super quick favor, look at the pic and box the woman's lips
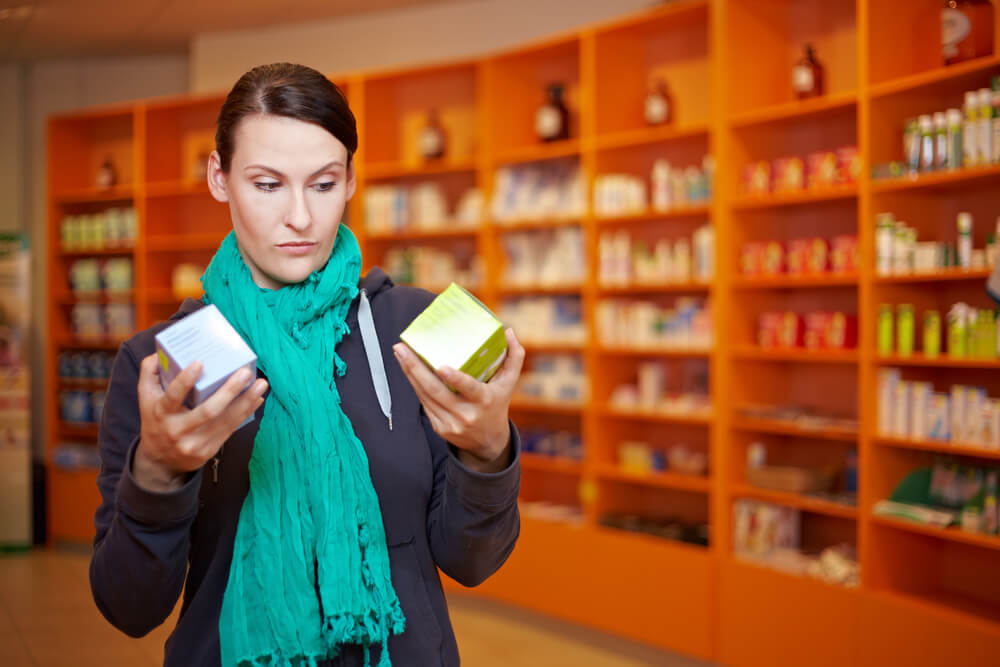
[276,241,315,256]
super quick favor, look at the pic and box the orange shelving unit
[45,1,1000,664]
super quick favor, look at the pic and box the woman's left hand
[393,328,525,473]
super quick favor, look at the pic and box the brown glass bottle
[792,44,824,100]
[644,78,672,126]
[535,83,570,142]
[942,0,995,66]
[419,109,446,160]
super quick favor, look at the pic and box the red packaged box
[806,151,839,190]
[741,242,764,276]
[830,235,858,273]
[786,239,809,275]
[743,161,771,196]
[837,146,861,185]
[778,312,805,348]
[804,312,830,349]
[761,240,785,275]
[805,238,829,274]
[826,311,858,349]
[758,312,782,348]
[772,157,805,193]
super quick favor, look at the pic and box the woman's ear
[207,151,229,203]
[345,160,357,202]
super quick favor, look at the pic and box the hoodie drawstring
[358,288,393,431]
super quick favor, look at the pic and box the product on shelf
[522,429,583,460]
[172,263,205,299]
[878,368,1000,448]
[60,207,137,250]
[648,156,714,214]
[608,359,710,417]
[70,303,135,339]
[95,156,117,189]
[619,440,707,476]
[501,227,584,287]
[735,404,859,434]
[598,513,709,547]
[418,109,446,160]
[941,0,994,66]
[58,350,113,381]
[599,224,713,285]
[68,257,134,294]
[384,246,481,290]
[644,78,672,126]
[597,297,712,350]
[535,82,571,142]
[51,443,102,470]
[742,147,857,196]
[878,301,997,359]
[515,354,588,404]
[499,296,584,345]
[733,500,800,555]
[742,234,857,277]
[875,211,998,276]
[491,162,585,222]
[364,184,481,233]
[757,311,857,350]
[792,44,824,99]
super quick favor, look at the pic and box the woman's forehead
[233,114,348,168]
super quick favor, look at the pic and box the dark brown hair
[215,62,357,172]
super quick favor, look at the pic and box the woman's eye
[313,182,336,193]
[254,181,280,192]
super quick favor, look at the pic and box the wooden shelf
[871,165,1000,194]
[594,206,711,224]
[597,280,711,294]
[870,589,1000,634]
[872,514,1000,552]
[731,186,857,210]
[145,180,210,198]
[493,139,581,165]
[59,422,100,439]
[54,185,134,204]
[596,345,712,358]
[875,436,1000,460]
[521,341,586,354]
[57,289,134,304]
[365,226,481,241]
[54,336,125,350]
[594,124,709,151]
[498,283,583,296]
[57,377,109,390]
[730,416,858,442]
[876,354,1000,369]
[58,245,134,257]
[365,159,478,180]
[594,463,710,493]
[732,346,859,364]
[870,54,1000,99]
[520,454,583,475]
[509,398,583,415]
[729,90,857,129]
[146,233,224,251]
[874,268,992,284]
[600,405,712,425]
[732,274,858,289]
[492,217,582,231]
[732,484,857,520]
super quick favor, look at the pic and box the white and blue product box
[154,304,257,420]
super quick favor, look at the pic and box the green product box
[877,305,894,356]
[400,283,508,389]
[924,310,941,358]
[948,311,967,358]
[897,304,915,357]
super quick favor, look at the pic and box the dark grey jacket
[89,268,521,666]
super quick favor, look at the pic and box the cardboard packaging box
[154,304,257,413]
[400,283,508,389]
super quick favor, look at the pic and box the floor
[0,549,711,666]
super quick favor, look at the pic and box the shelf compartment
[730,417,858,442]
[871,166,1000,194]
[732,484,857,520]
[732,346,859,364]
[53,185,134,204]
[58,422,100,439]
[593,463,710,493]
[599,405,712,426]
[493,139,581,166]
[491,217,582,231]
[729,90,858,129]
[365,226,481,242]
[731,186,858,211]
[594,206,712,225]
[732,273,858,289]
[872,514,1000,553]
[58,245,135,257]
[54,336,125,350]
[594,124,709,152]
[520,454,583,475]
[521,341,586,354]
[874,268,993,284]
[876,436,1000,461]
[870,54,1000,99]
[876,354,1000,369]
[145,180,210,198]
[365,159,478,180]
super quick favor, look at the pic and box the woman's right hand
[133,353,269,492]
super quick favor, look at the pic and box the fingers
[187,367,258,425]
[437,365,487,402]
[201,379,268,443]
[137,354,165,406]
[159,359,204,413]
[488,328,526,393]
[393,344,455,406]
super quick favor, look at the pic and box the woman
[90,62,524,667]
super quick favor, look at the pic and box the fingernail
[254,380,268,396]
[394,344,408,360]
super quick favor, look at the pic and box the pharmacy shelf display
[46,1,1000,664]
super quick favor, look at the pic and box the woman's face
[207,114,355,290]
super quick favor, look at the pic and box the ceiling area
[0,0,471,61]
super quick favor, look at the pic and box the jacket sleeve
[89,342,203,638]
[423,411,521,587]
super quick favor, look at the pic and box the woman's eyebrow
[243,161,344,178]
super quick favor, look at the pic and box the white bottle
[934,111,948,170]
[964,91,979,168]
[876,213,894,276]
[979,88,993,166]
[919,115,935,172]
[958,212,973,269]
[651,159,671,212]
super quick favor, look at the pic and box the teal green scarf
[203,227,405,667]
